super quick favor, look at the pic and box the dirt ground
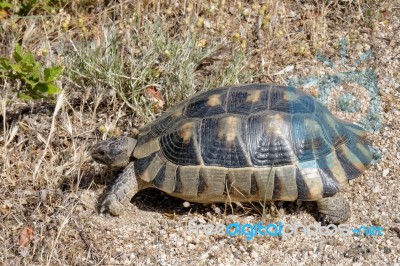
[0,0,399,265]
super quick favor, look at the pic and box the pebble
[251,250,259,258]
[390,227,400,238]
[382,169,390,177]
[344,246,362,258]
[183,201,190,208]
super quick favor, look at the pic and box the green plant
[64,18,257,121]
[0,1,12,9]
[3,0,64,16]
[0,44,62,99]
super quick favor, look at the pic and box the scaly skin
[90,137,136,168]
[90,137,139,215]
[316,194,351,224]
[100,162,140,216]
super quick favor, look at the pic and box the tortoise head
[90,136,137,168]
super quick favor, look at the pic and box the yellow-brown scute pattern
[217,116,240,144]
[132,84,373,202]
[262,114,287,135]
[207,94,222,106]
[178,121,196,143]
[245,90,262,103]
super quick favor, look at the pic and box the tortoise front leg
[100,162,139,216]
[316,193,351,224]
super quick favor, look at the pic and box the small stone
[383,247,391,254]
[211,204,221,214]
[251,250,259,258]
[183,201,190,208]
[344,246,362,258]
[390,227,400,238]
[372,218,382,226]
[203,20,211,28]
[372,187,381,193]
[39,189,49,202]
[382,169,390,177]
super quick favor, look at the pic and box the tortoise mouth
[91,153,109,165]
[92,153,129,168]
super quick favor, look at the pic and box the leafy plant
[2,0,64,16]
[0,0,12,18]
[0,1,12,9]
[0,44,63,99]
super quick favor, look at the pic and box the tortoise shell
[132,84,372,203]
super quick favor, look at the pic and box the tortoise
[91,84,372,223]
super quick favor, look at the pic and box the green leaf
[23,53,35,66]
[10,63,23,73]
[0,2,13,9]
[17,92,33,100]
[35,82,60,94]
[0,57,11,70]
[30,63,42,80]
[44,66,63,81]
[13,44,24,63]
[35,82,50,92]
[21,76,37,88]
[45,83,60,94]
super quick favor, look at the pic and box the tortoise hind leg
[100,162,139,216]
[316,194,351,224]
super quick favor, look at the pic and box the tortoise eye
[98,150,106,156]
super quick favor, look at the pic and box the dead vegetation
[1,0,399,265]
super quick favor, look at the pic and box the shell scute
[185,88,228,118]
[132,84,372,202]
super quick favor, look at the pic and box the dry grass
[1,0,399,265]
